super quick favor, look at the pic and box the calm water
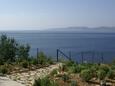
[0,31,115,63]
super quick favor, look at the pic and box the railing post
[92,52,95,63]
[81,52,84,64]
[37,48,39,57]
[57,49,59,62]
[69,51,71,61]
[101,52,104,63]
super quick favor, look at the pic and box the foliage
[0,35,30,64]
[20,60,29,68]
[99,64,110,74]
[107,69,115,79]
[111,65,115,70]
[17,44,30,60]
[0,35,18,62]
[37,52,47,65]
[61,74,70,82]
[0,65,8,74]
[50,69,58,76]
[97,69,107,80]
[68,65,78,73]
[80,69,92,82]
[30,58,38,65]
[47,57,53,64]
[33,77,58,86]
[64,60,76,67]
[70,80,78,86]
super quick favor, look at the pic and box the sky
[0,0,115,30]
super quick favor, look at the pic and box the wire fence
[32,48,115,63]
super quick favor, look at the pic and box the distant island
[44,26,115,33]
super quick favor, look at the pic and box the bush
[33,78,41,86]
[38,52,47,65]
[70,80,78,86]
[20,60,29,68]
[0,65,8,74]
[68,66,78,73]
[33,77,58,86]
[50,69,58,76]
[80,69,92,82]
[107,69,115,79]
[111,65,115,70]
[99,65,110,74]
[61,74,70,82]
[30,58,38,65]
[65,60,76,67]
[47,57,53,64]
[77,64,88,72]
[97,69,107,80]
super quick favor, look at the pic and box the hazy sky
[0,0,115,30]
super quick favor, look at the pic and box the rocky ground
[6,63,62,86]
[0,76,24,86]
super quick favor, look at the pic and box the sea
[0,31,115,63]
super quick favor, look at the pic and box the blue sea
[0,31,115,63]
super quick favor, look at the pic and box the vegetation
[80,69,92,82]
[70,80,78,86]
[33,77,58,86]
[61,73,70,82]
[107,69,115,79]
[0,65,8,74]
[97,69,107,80]
[50,69,58,76]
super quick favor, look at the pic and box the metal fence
[33,48,115,63]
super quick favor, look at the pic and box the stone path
[0,76,24,86]
[6,63,62,86]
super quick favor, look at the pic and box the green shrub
[68,66,78,73]
[70,80,78,86]
[0,65,8,74]
[61,74,70,82]
[111,65,115,70]
[33,78,41,86]
[20,60,29,68]
[76,65,87,73]
[47,57,53,64]
[33,77,58,86]
[65,60,76,67]
[38,52,47,65]
[107,69,115,79]
[50,69,58,76]
[99,65,110,74]
[97,69,107,80]
[80,69,92,82]
[31,58,38,65]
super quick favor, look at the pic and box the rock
[106,82,112,86]
[100,80,106,86]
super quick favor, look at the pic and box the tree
[0,35,18,62]
[17,44,30,60]
[0,34,30,64]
